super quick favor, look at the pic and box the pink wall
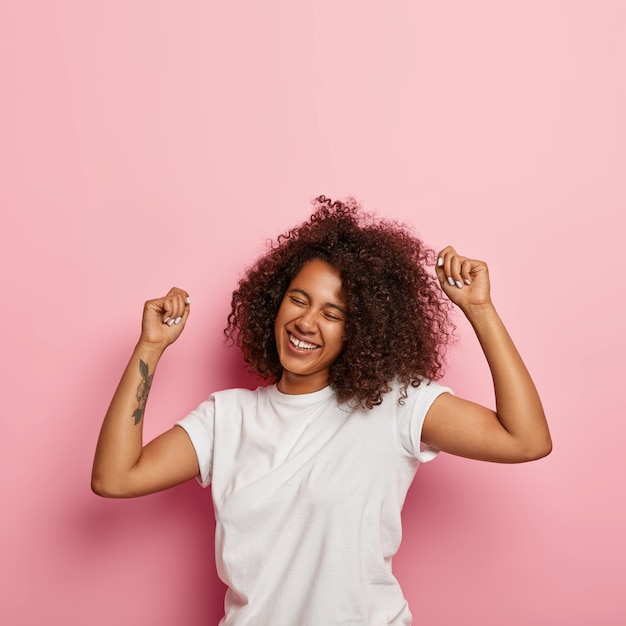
[2,1,625,624]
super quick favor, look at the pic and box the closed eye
[324,311,344,322]
[289,296,307,306]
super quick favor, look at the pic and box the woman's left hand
[426,246,551,464]
[435,246,492,312]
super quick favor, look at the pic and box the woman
[92,196,551,625]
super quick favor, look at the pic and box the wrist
[134,340,167,361]
[461,301,499,327]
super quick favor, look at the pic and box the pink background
[2,1,625,624]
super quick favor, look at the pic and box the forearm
[464,302,552,457]
[91,341,164,496]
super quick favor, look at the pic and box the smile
[288,332,320,351]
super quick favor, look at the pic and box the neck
[277,371,329,395]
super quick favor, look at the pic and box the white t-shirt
[176,380,451,626]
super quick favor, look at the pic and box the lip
[286,330,321,354]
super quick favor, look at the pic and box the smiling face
[274,258,347,395]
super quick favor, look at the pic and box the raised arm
[91,288,199,497]
[421,247,552,463]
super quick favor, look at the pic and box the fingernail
[464,278,471,285]
[437,257,444,267]
[447,277,455,286]
[186,296,191,304]
[167,319,175,326]
[175,316,182,325]
[163,317,170,324]
[455,280,463,289]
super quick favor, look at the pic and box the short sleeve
[394,380,454,463]
[176,396,215,487]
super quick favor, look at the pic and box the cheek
[329,325,346,354]
[274,301,288,328]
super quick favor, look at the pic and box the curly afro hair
[225,195,454,409]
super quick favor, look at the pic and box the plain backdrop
[1,1,625,625]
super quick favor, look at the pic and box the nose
[295,308,318,333]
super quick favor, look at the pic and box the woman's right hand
[92,286,196,498]
[139,287,191,350]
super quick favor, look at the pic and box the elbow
[526,443,552,462]
[91,472,131,499]
[91,476,107,497]
[91,474,115,498]
[539,436,553,459]
[518,435,553,463]
[541,435,553,459]
[532,424,553,460]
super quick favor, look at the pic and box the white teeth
[289,334,319,350]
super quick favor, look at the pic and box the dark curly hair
[225,196,454,409]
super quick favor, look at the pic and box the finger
[167,287,190,300]
[436,246,456,266]
[166,288,188,304]
[448,254,468,290]
[161,297,177,325]
[436,247,456,287]
[162,288,191,325]
[460,258,473,286]
[438,247,465,290]
[165,296,185,326]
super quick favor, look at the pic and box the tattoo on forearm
[132,359,153,425]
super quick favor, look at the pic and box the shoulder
[178,386,268,423]
[213,386,264,402]
[210,384,278,415]
[387,378,453,410]
[386,379,454,461]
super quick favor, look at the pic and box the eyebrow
[288,288,348,315]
